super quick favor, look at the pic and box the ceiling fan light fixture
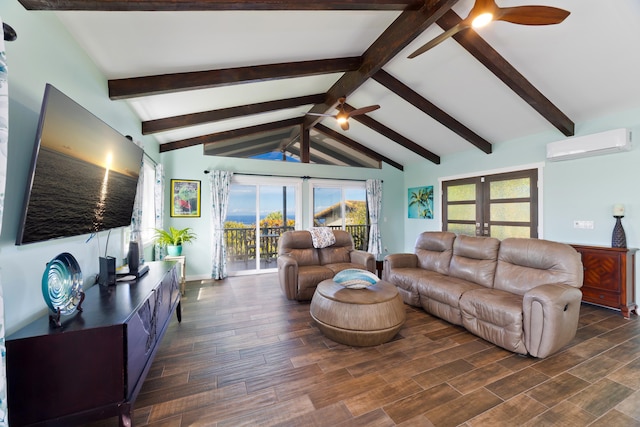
[472,12,493,28]
[336,116,348,125]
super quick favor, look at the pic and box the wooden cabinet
[570,244,637,318]
[6,261,181,426]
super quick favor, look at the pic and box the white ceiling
[54,0,640,167]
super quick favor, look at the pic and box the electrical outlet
[384,246,388,253]
[574,220,594,229]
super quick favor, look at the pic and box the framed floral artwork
[171,179,201,217]
[408,186,434,219]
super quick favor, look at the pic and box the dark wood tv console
[6,261,181,426]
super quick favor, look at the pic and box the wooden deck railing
[224,224,369,267]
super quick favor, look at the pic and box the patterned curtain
[130,140,144,264]
[154,163,166,260]
[0,19,9,424]
[366,179,383,257]
[210,170,233,279]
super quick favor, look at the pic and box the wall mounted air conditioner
[546,128,631,161]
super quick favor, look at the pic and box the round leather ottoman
[310,279,406,347]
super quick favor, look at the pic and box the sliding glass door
[225,176,300,274]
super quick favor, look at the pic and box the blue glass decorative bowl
[333,268,380,289]
[42,252,83,315]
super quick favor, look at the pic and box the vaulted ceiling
[18,0,640,170]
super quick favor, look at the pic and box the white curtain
[154,163,166,260]
[130,140,144,264]
[366,179,383,257]
[209,170,233,279]
[0,18,9,424]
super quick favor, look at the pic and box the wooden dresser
[570,244,637,318]
[6,261,181,427]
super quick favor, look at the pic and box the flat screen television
[16,84,144,245]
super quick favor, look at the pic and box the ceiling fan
[307,97,380,131]
[408,0,570,59]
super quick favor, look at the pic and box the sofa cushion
[287,248,320,266]
[318,246,351,265]
[297,265,334,300]
[414,231,455,275]
[494,238,584,295]
[460,288,528,355]
[385,267,433,306]
[417,275,484,325]
[448,235,500,288]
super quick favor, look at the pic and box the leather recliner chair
[277,229,375,301]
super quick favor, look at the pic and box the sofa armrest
[277,254,299,300]
[385,253,418,269]
[523,284,582,358]
[349,250,375,273]
[383,253,418,282]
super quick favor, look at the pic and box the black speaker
[128,241,140,273]
[99,256,116,286]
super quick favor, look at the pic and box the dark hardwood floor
[94,273,640,426]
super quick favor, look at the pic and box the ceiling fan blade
[306,112,336,118]
[348,105,380,117]
[407,21,470,59]
[496,6,570,25]
[340,120,349,131]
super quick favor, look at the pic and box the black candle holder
[612,215,627,248]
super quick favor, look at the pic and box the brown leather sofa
[277,230,375,301]
[384,231,584,358]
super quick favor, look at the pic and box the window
[140,159,156,245]
[310,180,369,250]
[442,168,539,239]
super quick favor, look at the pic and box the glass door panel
[312,184,368,250]
[258,185,296,268]
[226,185,258,273]
[225,180,299,274]
[443,179,479,237]
[313,187,342,226]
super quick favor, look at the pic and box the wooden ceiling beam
[143,93,326,134]
[315,123,403,170]
[19,0,423,11]
[437,10,574,137]
[344,104,440,164]
[303,0,459,128]
[109,57,361,99]
[159,117,302,152]
[372,69,492,154]
[310,141,376,168]
[300,125,310,163]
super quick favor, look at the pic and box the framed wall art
[171,179,201,217]
[408,185,434,219]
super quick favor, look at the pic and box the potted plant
[154,226,197,256]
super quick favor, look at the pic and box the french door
[225,177,300,274]
[443,169,538,239]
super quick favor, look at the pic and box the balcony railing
[224,224,369,270]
